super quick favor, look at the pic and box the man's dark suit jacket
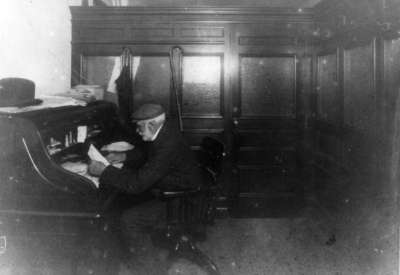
[99,120,204,194]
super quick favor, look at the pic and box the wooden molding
[70,6,314,23]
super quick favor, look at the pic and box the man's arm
[106,146,144,162]
[99,139,175,194]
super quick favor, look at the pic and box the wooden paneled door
[229,25,303,216]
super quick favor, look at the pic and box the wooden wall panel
[82,55,172,114]
[236,117,297,129]
[384,38,400,135]
[317,53,339,122]
[239,37,296,46]
[77,27,124,41]
[239,55,296,117]
[131,56,171,113]
[183,130,224,147]
[130,28,174,38]
[314,40,379,176]
[343,43,375,131]
[182,55,223,117]
[298,56,312,117]
[181,117,224,130]
[84,56,119,88]
[236,148,296,167]
[179,27,224,38]
[236,129,297,147]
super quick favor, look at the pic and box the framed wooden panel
[236,129,297,148]
[236,148,296,166]
[182,55,223,117]
[343,43,375,131]
[82,55,172,114]
[182,129,224,152]
[131,56,171,113]
[239,55,296,117]
[298,56,312,117]
[77,27,124,42]
[317,53,339,122]
[179,27,224,38]
[384,38,400,132]
[83,56,119,89]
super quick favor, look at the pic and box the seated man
[88,103,205,273]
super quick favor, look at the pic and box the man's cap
[131,103,165,121]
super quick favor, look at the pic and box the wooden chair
[152,137,225,275]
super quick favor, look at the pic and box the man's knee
[120,200,165,231]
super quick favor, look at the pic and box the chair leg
[169,235,220,275]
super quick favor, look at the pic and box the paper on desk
[61,161,100,188]
[0,96,86,114]
[77,126,87,143]
[88,144,110,166]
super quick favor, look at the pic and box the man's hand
[106,152,127,164]
[88,160,107,176]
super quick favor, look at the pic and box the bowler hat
[131,103,165,121]
[0,78,42,107]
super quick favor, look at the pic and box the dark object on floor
[326,234,336,246]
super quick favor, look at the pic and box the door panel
[132,56,172,114]
[317,54,339,122]
[83,55,172,115]
[240,56,296,117]
[182,56,223,117]
[236,129,297,147]
[343,44,375,132]
[84,56,118,87]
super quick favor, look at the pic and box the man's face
[136,120,153,141]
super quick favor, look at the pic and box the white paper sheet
[101,141,134,152]
[77,126,87,143]
[88,144,109,166]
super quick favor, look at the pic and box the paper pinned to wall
[77,126,87,143]
[88,144,109,166]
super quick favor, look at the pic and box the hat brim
[16,99,43,108]
[131,112,166,123]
